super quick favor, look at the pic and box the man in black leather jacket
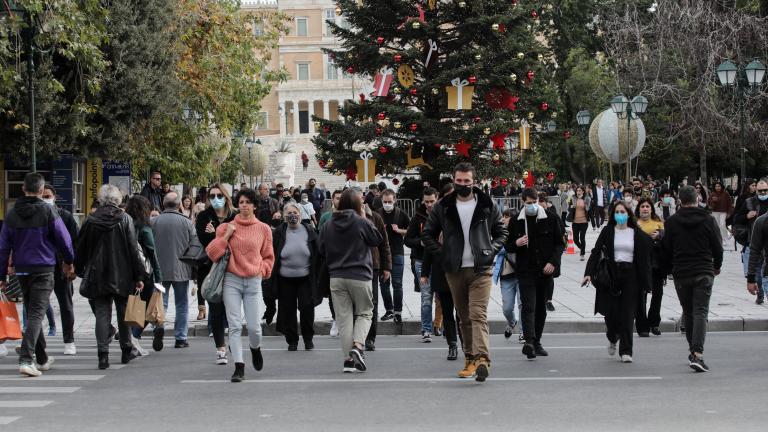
[422,163,507,383]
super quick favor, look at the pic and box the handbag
[3,274,22,302]
[566,207,575,223]
[124,289,147,328]
[501,252,516,277]
[180,235,208,266]
[136,242,152,279]
[0,289,22,342]
[201,247,230,304]
[591,246,618,296]
[145,290,164,325]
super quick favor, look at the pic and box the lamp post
[245,137,255,188]
[610,95,648,184]
[716,59,766,186]
[1,1,36,171]
[576,109,591,181]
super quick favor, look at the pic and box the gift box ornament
[446,78,474,110]
[373,66,394,97]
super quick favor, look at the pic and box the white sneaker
[0,343,7,357]
[329,320,339,338]
[608,343,617,356]
[63,343,77,356]
[37,356,54,371]
[131,336,148,357]
[621,354,633,363]
[20,362,41,377]
[216,350,228,365]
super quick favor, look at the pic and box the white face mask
[382,203,394,212]
[42,198,55,206]
[624,196,633,203]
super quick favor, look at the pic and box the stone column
[307,101,315,134]
[292,101,300,136]
[279,101,287,137]
[322,99,330,120]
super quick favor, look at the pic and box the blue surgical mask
[525,203,539,216]
[211,197,225,209]
[759,195,768,202]
[663,197,673,205]
[614,213,629,225]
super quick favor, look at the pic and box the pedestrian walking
[41,184,79,355]
[376,189,410,332]
[298,193,317,226]
[583,201,652,363]
[662,185,723,372]
[654,188,678,222]
[568,186,591,261]
[256,183,282,227]
[195,184,236,364]
[302,178,326,216]
[206,188,275,382]
[422,162,507,382]
[152,191,196,350]
[75,184,144,370]
[301,151,309,171]
[707,181,733,247]
[733,178,768,304]
[0,173,75,377]
[317,190,342,337]
[140,170,164,211]
[493,208,522,341]
[273,203,320,351]
[404,187,438,329]
[181,195,194,220]
[318,189,383,373]
[593,179,608,227]
[635,198,666,337]
[506,187,563,361]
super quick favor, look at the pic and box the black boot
[121,346,136,364]
[98,352,110,370]
[251,347,263,371]
[231,362,245,383]
[447,344,458,361]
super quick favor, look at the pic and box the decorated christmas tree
[313,0,559,183]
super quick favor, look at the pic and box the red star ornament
[490,133,508,150]
[455,139,471,157]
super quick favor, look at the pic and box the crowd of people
[0,165,759,383]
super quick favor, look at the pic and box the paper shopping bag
[0,292,22,342]
[124,291,147,328]
[145,290,164,325]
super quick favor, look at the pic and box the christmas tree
[313,0,559,183]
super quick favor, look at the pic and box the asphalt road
[1,332,766,431]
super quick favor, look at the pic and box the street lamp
[1,1,37,171]
[716,58,766,186]
[611,95,648,183]
[245,137,255,188]
[576,109,591,181]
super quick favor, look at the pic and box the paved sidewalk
[16,226,768,339]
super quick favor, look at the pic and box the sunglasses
[757,189,768,194]
[210,194,225,199]
[152,177,161,181]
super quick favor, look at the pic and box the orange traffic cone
[566,229,576,255]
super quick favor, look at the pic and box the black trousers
[592,206,605,228]
[90,295,131,354]
[572,222,588,256]
[18,273,54,364]
[276,275,315,345]
[604,265,638,356]
[636,269,665,332]
[366,269,379,343]
[195,262,227,347]
[518,274,550,344]
[437,289,459,347]
[53,273,75,343]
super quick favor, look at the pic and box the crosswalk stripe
[0,416,21,425]
[0,387,80,394]
[0,375,104,381]
[182,376,664,384]
[0,401,53,407]
[0,364,125,370]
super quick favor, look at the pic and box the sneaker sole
[475,364,489,382]
[19,368,41,377]
[689,363,709,372]
[350,349,367,372]
[343,367,357,373]
[216,359,228,365]
[522,344,536,360]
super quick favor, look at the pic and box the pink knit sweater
[205,216,274,279]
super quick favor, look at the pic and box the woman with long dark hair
[707,181,733,247]
[583,202,652,363]
[635,198,666,337]
[569,186,591,261]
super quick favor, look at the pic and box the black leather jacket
[421,188,507,272]
[75,204,145,298]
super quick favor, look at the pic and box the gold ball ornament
[517,52,525,59]
[458,1,466,7]
[491,23,499,31]
[412,21,421,29]
[492,154,500,161]
[394,121,402,129]
[475,53,482,61]
[527,24,532,31]
[510,73,518,81]
[335,6,342,16]
[431,88,440,95]
[551,111,558,118]
[483,128,491,135]
[538,53,544,62]
[528,112,535,120]
[393,87,402,94]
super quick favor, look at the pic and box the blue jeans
[380,254,405,313]
[161,281,189,341]
[415,259,433,333]
[743,247,765,297]
[223,273,263,364]
[499,276,520,328]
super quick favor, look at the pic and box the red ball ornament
[511,0,518,6]
[377,112,386,120]
[563,130,572,140]
[379,146,388,154]
[468,75,477,84]
[318,160,327,168]
[375,127,383,135]
[346,66,355,74]
[376,36,384,45]
[322,125,330,134]
[433,143,442,149]
[540,102,549,111]
[409,123,418,131]
[501,178,509,187]
[392,178,400,185]
[394,54,402,63]
[531,10,538,18]
[474,116,481,123]
[527,70,535,81]
[498,23,507,33]
[410,88,418,96]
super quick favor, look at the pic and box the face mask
[283,196,291,202]
[614,213,629,225]
[663,197,673,205]
[455,184,472,198]
[624,196,633,203]
[525,203,539,216]
[301,197,309,203]
[42,198,55,206]
[382,203,394,212]
[759,195,768,202]
[211,197,225,209]
[270,219,283,228]
[286,214,300,225]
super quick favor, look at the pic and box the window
[5,171,52,201]
[296,17,308,37]
[72,161,85,214]
[255,112,268,130]
[297,63,310,80]
[326,55,338,80]
[252,19,264,37]
[324,9,335,36]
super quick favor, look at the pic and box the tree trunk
[699,129,708,183]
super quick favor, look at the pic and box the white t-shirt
[596,186,604,207]
[456,197,477,268]
[614,228,635,263]
[299,202,315,220]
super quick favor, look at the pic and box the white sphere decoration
[588,108,646,164]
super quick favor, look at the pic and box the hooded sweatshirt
[662,207,723,279]
[318,209,383,281]
[0,196,74,277]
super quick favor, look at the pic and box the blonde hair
[207,183,235,213]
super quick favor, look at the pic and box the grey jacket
[151,210,195,282]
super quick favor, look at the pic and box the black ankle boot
[251,347,263,371]
[231,362,245,382]
[98,352,110,370]
[121,346,136,364]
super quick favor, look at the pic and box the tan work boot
[457,356,477,378]
[475,356,491,382]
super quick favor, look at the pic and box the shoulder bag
[591,245,617,296]
[201,247,230,304]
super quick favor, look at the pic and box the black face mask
[283,197,291,202]
[270,219,283,228]
[455,184,472,197]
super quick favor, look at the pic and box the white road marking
[0,387,80,394]
[0,416,21,425]
[0,375,104,381]
[0,364,125,370]
[251,346,605,352]
[182,376,663,384]
[0,401,53,408]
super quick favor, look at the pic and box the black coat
[584,225,653,315]
[272,222,321,307]
[421,248,449,293]
[506,206,565,277]
[422,188,507,272]
[404,204,428,261]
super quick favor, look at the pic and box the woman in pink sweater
[206,188,275,383]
